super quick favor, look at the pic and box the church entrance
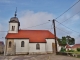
[52,43,55,53]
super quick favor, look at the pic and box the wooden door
[52,43,55,53]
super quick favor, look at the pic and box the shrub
[60,47,66,52]
[67,50,74,52]
[77,48,80,52]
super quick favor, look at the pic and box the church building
[5,13,60,55]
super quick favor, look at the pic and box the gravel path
[0,54,80,60]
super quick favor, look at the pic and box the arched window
[12,26,15,31]
[9,41,11,48]
[36,43,40,50]
[21,41,24,47]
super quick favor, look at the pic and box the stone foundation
[16,52,29,55]
[6,51,15,55]
[47,51,53,54]
[6,51,54,55]
[29,52,47,55]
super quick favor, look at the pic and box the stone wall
[6,39,15,55]
[29,52,47,55]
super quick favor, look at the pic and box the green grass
[66,51,80,54]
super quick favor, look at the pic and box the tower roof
[9,7,19,23]
[9,9,20,26]
[9,17,19,23]
[9,16,20,26]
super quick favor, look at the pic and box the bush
[60,47,66,52]
[77,48,80,52]
[67,50,74,52]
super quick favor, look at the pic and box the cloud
[19,10,72,38]
[56,27,72,38]
[0,23,6,42]
[0,24,3,31]
[75,36,80,44]
[72,0,80,14]
[71,14,80,21]
[19,10,54,30]
[0,17,9,43]
[0,10,79,44]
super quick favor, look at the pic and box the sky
[0,0,80,44]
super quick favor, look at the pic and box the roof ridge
[19,29,49,31]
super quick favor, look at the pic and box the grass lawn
[66,51,80,54]
[65,52,80,58]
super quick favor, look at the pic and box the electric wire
[56,26,70,34]
[55,0,80,19]
[55,20,80,34]
[60,10,80,23]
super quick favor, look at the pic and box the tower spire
[14,7,17,17]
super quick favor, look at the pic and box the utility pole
[52,19,57,54]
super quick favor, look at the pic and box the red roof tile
[72,44,80,48]
[6,30,55,43]
[65,44,71,48]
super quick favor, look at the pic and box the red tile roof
[72,44,80,48]
[6,30,55,43]
[65,44,71,48]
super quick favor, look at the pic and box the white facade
[46,39,61,52]
[9,23,18,33]
[13,39,60,54]
[29,43,46,53]
[14,39,29,54]
[46,39,55,52]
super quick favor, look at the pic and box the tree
[57,36,75,47]
[66,36,75,45]
[60,47,66,52]
[77,48,80,52]
[61,37,67,46]
[57,37,67,46]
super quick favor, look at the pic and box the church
[5,13,60,55]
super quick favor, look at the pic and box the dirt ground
[0,54,80,60]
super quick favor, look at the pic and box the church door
[52,43,55,53]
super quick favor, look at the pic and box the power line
[48,25,70,34]
[26,21,50,28]
[55,20,80,34]
[60,10,80,23]
[56,10,80,26]
[56,26,70,34]
[0,22,50,32]
[55,0,80,19]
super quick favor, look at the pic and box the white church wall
[46,39,55,53]
[14,39,29,54]
[46,39,61,52]
[29,43,46,54]
[9,23,18,33]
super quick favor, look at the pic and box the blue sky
[0,0,80,44]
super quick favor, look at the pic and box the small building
[65,44,71,51]
[0,41,4,54]
[72,44,80,51]
[5,13,60,55]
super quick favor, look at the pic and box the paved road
[0,54,80,60]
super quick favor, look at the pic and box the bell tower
[8,10,20,33]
